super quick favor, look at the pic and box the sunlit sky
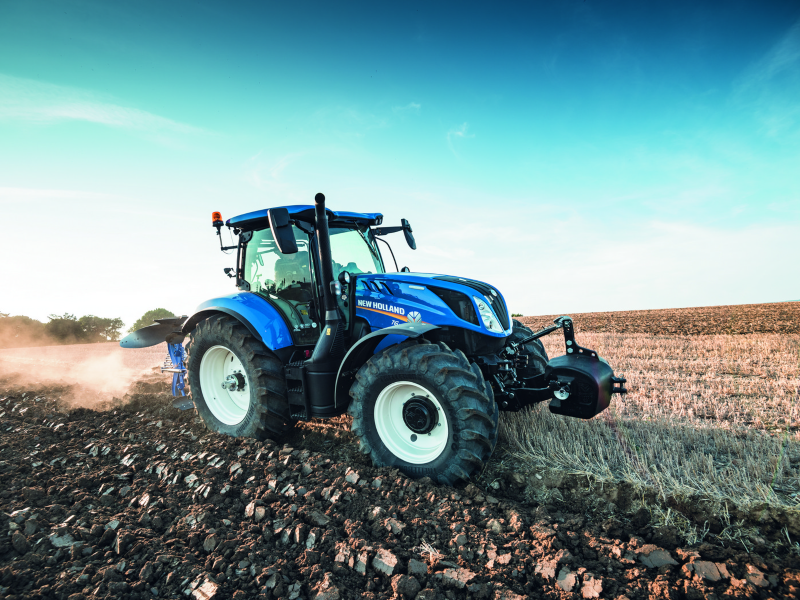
[1,0,799,329]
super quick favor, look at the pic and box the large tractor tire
[348,339,498,486]
[186,315,294,439]
[509,319,549,381]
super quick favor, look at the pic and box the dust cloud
[0,342,169,407]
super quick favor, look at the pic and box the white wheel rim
[374,381,449,464]
[199,345,250,426]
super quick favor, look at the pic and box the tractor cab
[227,207,389,347]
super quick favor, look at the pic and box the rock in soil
[0,375,797,599]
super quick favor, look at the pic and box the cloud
[242,151,307,196]
[738,19,800,91]
[733,19,800,138]
[0,73,205,143]
[446,122,474,157]
[392,102,421,114]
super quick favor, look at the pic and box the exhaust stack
[314,193,338,318]
[300,192,346,417]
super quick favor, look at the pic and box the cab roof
[227,205,383,231]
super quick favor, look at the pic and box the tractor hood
[353,272,513,338]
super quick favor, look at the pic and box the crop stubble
[505,303,800,524]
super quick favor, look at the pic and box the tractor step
[284,361,311,421]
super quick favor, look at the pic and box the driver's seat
[274,251,311,294]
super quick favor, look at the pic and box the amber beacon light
[212,211,223,227]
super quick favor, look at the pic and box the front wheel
[348,339,498,486]
[186,315,294,439]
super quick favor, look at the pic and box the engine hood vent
[432,276,510,330]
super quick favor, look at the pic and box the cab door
[239,227,321,347]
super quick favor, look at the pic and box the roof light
[212,211,223,228]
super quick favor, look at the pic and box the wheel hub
[222,372,246,392]
[402,395,439,434]
[373,380,449,464]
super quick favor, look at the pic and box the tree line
[0,308,174,349]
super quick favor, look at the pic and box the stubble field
[510,303,799,531]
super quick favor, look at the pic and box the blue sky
[1,0,799,328]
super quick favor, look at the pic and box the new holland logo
[355,299,406,316]
[407,311,422,322]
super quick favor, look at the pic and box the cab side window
[244,228,319,345]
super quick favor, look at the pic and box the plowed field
[0,304,799,600]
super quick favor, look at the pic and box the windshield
[329,227,384,278]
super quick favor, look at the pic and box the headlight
[473,296,504,333]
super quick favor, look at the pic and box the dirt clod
[638,545,679,568]
[581,573,602,598]
[10,531,29,554]
[391,574,422,598]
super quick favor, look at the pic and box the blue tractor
[122,194,626,485]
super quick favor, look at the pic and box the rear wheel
[348,339,498,486]
[186,315,293,439]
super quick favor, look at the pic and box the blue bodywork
[353,273,512,339]
[184,272,510,355]
[186,293,294,351]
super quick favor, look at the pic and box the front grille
[433,276,510,330]
[428,286,479,325]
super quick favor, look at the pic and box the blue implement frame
[162,342,188,396]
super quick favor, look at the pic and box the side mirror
[268,208,298,254]
[401,266,410,272]
[401,218,416,250]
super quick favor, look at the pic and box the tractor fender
[181,293,294,352]
[334,322,440,409]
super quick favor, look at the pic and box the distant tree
[1,312,123,347]
[79,315,125,342]
[46,313,85,342]
[512,313,523,317]
[129,308,176,333]
[103,317,125,341]
[0,314,47,348]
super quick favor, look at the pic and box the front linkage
[482,316,627,418]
